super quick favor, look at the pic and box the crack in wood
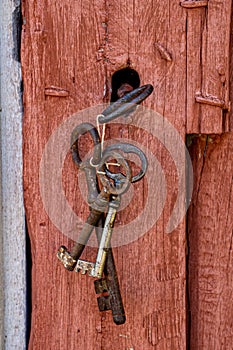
[195,135,209,201]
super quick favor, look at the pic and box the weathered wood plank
[186,7,205,133]
[22,1,188,349]
[200,0,232,133]
[229,5,233,131]
[103,1,187,349]
[0,0,26,349]
[188,133,233,348]
[22,1,107,349]
[186,0,232,133]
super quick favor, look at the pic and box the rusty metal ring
[98,84,153,124]
[97,151,132,195]
[70,122,101,167]
[103,143,147,183]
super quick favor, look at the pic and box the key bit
[94,276,126,325]
[75,260,95,276]
[57,246,77,271]
[96,292,126,325]
[94,278,108,294]
[97,296,111,311]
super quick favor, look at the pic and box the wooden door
[21,1,232,349]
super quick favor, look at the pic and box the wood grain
[22,1,106,349]
[102,2,187,348]
[230,4,233,131]
[188,133,233,348]
[21,0,190,349]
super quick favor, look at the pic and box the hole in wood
[110,67,140,102]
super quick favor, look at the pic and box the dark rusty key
[93,211,126,325]
[94,249,126,325]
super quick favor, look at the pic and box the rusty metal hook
[70,122,101,168]
[98,84,153,124]
[70,122,102,203]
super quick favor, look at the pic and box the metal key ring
[97,151,132,195]
[70,122,101,168]
[103,143,148,183]
[98,84,153,124]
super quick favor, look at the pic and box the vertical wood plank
[186,0,232,133]
[22,1,188,349]
[102,1,188,348]
[0,0,26,349]
[229,4,233,131]
[200,0,232,133]
[22,1,107,349]
[186,7,205,133]
[188,133,233,348]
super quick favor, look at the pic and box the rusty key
[94,214,126,325]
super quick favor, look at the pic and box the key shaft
[93,204,117,278]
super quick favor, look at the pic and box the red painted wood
[22,0,188,345]
[21,0,233,349]
[229,6,233,131]
[186,0,232,133]
[188,133,233,348]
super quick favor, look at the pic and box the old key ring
[103,143,148,183]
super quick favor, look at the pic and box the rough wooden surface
[188,133,233,348]
[0,0,26,349]
[230,4,233,131]
[22,1,188,349]
[186,0,232,133]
